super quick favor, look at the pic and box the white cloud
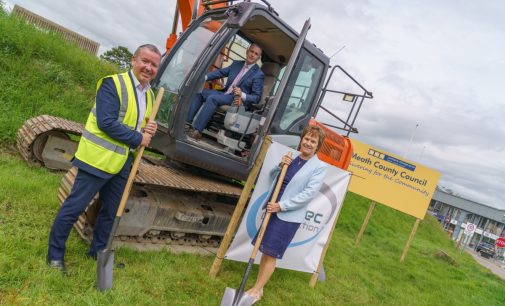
[7,0,505,209]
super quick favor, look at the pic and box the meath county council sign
[348,139,441,219]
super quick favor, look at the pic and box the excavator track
[18,115,244,252]
[17,115,84,169]
[58,167,241,251]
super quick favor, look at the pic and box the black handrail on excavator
[315,65,373,136]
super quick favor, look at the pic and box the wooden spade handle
[250,151,293,259]
[115,87,164,218]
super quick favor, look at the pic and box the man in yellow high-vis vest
[47,44,162,272]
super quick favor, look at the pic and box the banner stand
[460,233,472,254]
[209,137,272,279]
[457,233,465,250]
[354,201,423,262]
[309,187,350,287]
[355,201,376,246]
[400,218,421,262]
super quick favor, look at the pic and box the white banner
[225,142,351,273]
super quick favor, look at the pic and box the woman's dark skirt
[251,213,301,259]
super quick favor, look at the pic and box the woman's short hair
[300,125,326,152]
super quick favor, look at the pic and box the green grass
[2,6,505,306]
[1,148,505,305]
[0,11,117,145]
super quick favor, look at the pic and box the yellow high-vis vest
[75,72,154,174]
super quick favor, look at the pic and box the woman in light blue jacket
[245,125,328,303]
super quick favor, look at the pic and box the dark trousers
[187,89,235,132]
[47,158,131,261]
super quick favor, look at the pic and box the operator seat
[206,61,281,152]
[256,61,281,106]
[219,61,281,113]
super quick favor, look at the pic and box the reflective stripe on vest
[74,71,153,174]
[91,74,129,122]
[117,74,128,122]
[81,130,127,155]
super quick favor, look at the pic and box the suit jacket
[266,154,328,223]
[206,60,264,105]
[72,73,143,179]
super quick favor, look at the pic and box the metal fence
[12,5,99,55]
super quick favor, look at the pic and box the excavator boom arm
[166,0,228,53]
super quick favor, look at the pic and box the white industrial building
[428,187,505,258]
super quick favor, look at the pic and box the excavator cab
[16,1,372,250]
[151,1,329,180]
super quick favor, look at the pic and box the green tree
[100,46,132,70]
[0,1,6,15]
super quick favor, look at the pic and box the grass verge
[1,148,505,305]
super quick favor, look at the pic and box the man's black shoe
[86,251,97,260]
[47,258,66,273]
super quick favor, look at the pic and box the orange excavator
[17,0,372,251]
[166,0,216,53]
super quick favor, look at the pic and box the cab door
[257,20,329,151]
[246,19,314,163]
[267,47,327,142]
[265,20,311,129]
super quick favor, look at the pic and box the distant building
[429,187,505,257]
[12,5,99,55]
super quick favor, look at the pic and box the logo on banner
[245,183,339,247]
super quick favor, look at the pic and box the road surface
[466,249,505,280]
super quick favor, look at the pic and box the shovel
[221,152,292,306]
[96,87,164,291]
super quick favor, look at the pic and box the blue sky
[5,0,505,209]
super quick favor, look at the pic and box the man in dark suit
[46,44,161,272]
[187,44,264,140]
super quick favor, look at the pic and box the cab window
[270,49,324,134]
